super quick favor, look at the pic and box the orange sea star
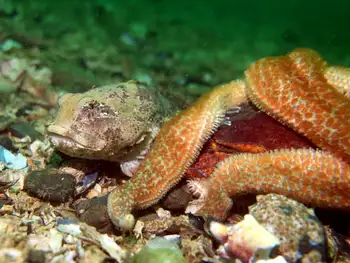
[108,49,350,230]
[107,81,247,230]
[186,148,350,220]
[246,49,350,163]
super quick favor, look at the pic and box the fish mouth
[48,133,90,150]
[47,124,105,151]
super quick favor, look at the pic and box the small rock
[26,249,46,263]
[15,104,36,117]
[24,169,75,203]
[162,183,193,211]
[0,39,23,52]
[181,235,215,263]
[75,195,112,233]
[0,135,16,153]
[8,121,43,141]
[0,115,13,131]
[249,194,327,263]
[137,214,202,236]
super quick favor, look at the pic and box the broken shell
[0,169,26,192]
[256,256,288,263]
[57,219,82,236]
[0,248,22,262]
[209,214,280,263]
[75,172,98,196]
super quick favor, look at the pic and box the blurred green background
[2,0,350,96]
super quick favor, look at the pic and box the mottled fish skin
[107,81,247,230]
[48,80,170,163]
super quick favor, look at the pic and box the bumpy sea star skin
[108,49,350,230]
[324,66,350,98]
[187,49,350,221]
[107,81,248,230]
[185,103,315,179]
[186,148,350,221]
[245,49,350,163]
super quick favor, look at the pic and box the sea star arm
[324,66,350,98]
[186,148,350,221]
[107,81,248,230]
[245,49,350,163]
[108,48,350,230]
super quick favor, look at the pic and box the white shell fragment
[256,256,288,263]
[57,220,82,236]
[56,219,128,263]
[210,214,280,263]
[0,145,27,170]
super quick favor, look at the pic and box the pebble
[0,135,16,152]
[15,104,36,117]
[74,195,112,233]
[8,121,43,141]
[161,183,193,211]
[24,169,76,203]
[27,249,46,263]
[0,115,13,131]
[249,194,327,263]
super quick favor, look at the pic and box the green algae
[130,238,188,263]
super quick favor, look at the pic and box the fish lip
[47,124,68,136]
[47,124,95,150]
[47,132,92,149]
[47,124,108,151]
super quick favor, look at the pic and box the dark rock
[15,104,36,117]
[0,115,13,131]
[0,194,13,208]
[26,249,46,263]
[24,169,75,203]
[161,183,193,211]
[74,195,113,233]
[0,135,16,152]
[8,121,43,140]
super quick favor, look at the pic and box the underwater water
[1,1,350,263]
[2,0,350,96]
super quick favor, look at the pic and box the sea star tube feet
[186,148,350,221]
[107,81,248,230]
[107,185,135,231]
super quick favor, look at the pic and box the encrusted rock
[24,169,76,203]
[249,194,327,263]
